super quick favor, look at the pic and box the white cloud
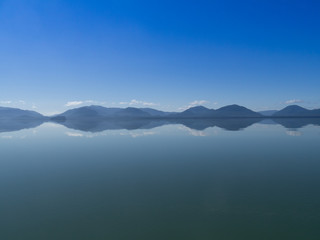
[178,126,207,137]
[65,101,84,107]
[65,100,107,107]
[66,132,83,137]
[1,135,13,139]
[130,131,156,138]
[285,99,302,104]
[286,130,302,136]
[188,130,206,137]
[179,100,209,111]
[189,100,208,106]
[0,100,12,104]
[19,100,26,105]
[119,99,156,107]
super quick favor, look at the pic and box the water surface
[1,120,320,239]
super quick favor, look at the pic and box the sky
[0,0,320,115]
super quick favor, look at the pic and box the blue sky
[0,0,319,114]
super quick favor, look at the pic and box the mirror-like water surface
[1,120,320,240]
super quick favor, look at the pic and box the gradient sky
[1,0,320,114]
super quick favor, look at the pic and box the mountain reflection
[0,118,44,133]
[1,117,320,133]
[57,118,263,132]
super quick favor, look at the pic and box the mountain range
[0,107,46,132]
[1,104,320,121]
[1,105,320,133]
[55,104,263,119]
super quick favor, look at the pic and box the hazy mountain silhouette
[1,104,320,133]
[52,104,320,120]
[57,106,151,119]
[0,107,44,119]
[0,107,45,132]
[173,105,262,118]
[48,104,320,132]
[214,105,262,118]
[273,105,320,117]
[56,104,264,120]
[174,106,214,118]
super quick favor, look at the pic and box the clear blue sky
[1,0,319,114]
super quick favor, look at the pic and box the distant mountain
[0,107,44,119]
[57,105,151,119]
[114,107,151,118]
[175,106,214,118]
[0,107,45,132]
[273,105,320,117]
[174,105,262,118]
[259,110,278,116]
[2,104,320,133]
[3,104,320,125]
[214,105,262,118]
[56,104,263,120]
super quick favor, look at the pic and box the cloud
[178,126,207,136]
[285,99,302,104]
[0,100,12,104]
[65,100,107,107]
[286,130,302,136]
[130,131,156,138]
[189,100,208,106]
[1,135,13,139]
[19,100,26,105]
[179,100,209,111]
[119,99,156,106]
[188,130,206,137]
[66,132,83,137]
[65,101,84,107]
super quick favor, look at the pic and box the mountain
[0,107,44,119]
[273,105,320,117]
[4,104,319,124]
[2,104,320,133]
[56,105,151,119]
[0,107,45,132]
[213,105,262,118]
[175,106,214,118]
[172,105,262,118]
[57,104,263,120]
[56,106,119,119]
[114,107,151,118]
[259,110,278,116]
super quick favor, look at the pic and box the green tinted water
[0,122,319,239]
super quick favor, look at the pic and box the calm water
[1,120,320,239]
